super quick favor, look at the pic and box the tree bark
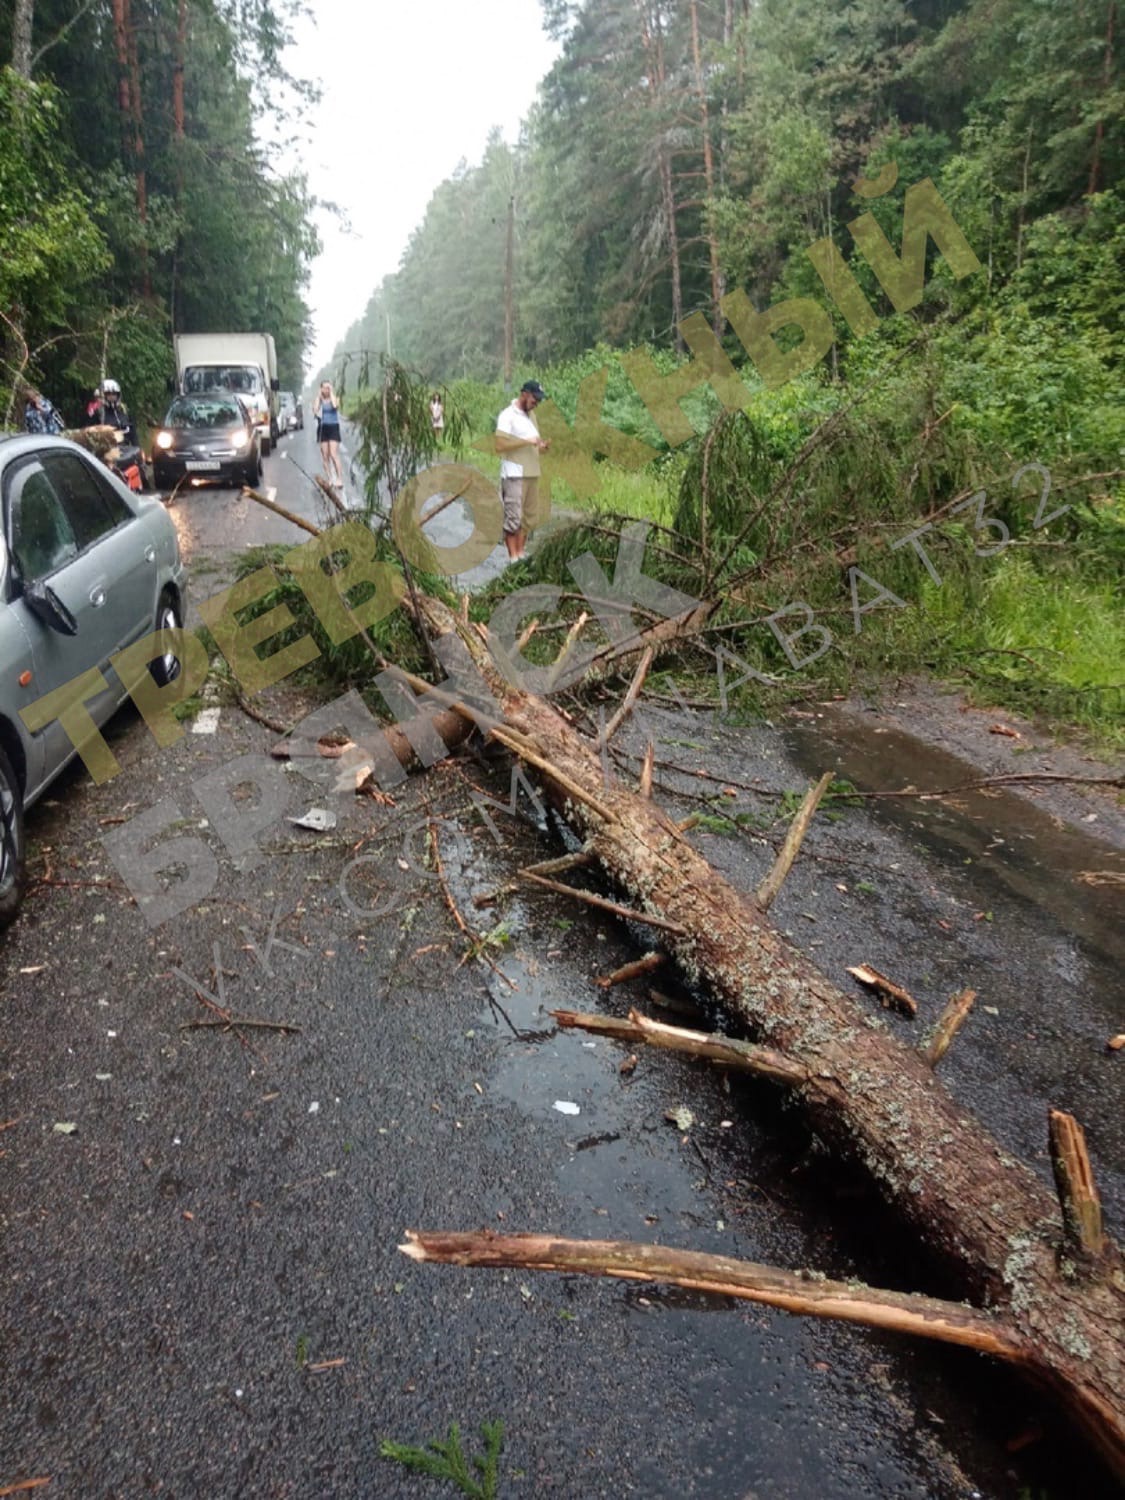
[689,0,725,333]
[636,1,684,347]
[1088,2,1116,196]
[11,0,34,77]
[111,0,149,294]
[408,590,1125,1481]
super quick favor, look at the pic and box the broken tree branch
[523,850,595,879]
[519,871,687,936]
[847,964,919,1019]
[639,741,655,799]
[547,611,590,691]
[554,1008,810,1087]
[756,771,834,910]
[924,989,977,1066]
[597,646,654,750]
[595,952,667,990]
[400,1230,1029,1364]
[241,485,321,537]
[180,1018,301,1034]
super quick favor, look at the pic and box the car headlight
[155,430,174,449]
[233,432,252,452]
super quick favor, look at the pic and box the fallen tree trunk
[406,592,1125,1479]
[239,492,1123,1471]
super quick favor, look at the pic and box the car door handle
[144,545,156,563]
[89,586,107,608]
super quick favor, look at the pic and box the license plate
[185,460,221,471]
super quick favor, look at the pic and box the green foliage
[339,354,470,512]
[380,1420,504,1500]
[229,532,444,700]
[0,67,108,410]
[1,1,318,422]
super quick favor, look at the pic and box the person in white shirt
[494,380,550,561]
[429,392,444,437]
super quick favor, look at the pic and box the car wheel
[154,466,171,492]
[0,744,26,932]
[244,450,262,488]
[151,592,183,688]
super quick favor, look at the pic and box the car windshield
[165,396,245,429]
[183,365,263,396]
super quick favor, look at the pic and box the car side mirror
[271,379,280,392]
[24,581,79,636]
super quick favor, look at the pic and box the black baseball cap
[520,380,547,401]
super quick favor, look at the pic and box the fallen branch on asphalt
[399,1230,1029,1363]
[179,1018,301,1034]
[846,963,919,1018]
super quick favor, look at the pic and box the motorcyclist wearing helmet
[85,379,137,445]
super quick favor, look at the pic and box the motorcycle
[107,434,149,493]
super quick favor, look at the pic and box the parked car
[0,433,187,929]
[151,391,262,492]
[293,397,304,431]
[278,391,298,432]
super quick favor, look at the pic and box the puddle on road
[786,706,1125,975]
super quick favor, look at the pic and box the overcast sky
[279,1,560,373]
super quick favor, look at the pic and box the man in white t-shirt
[495,379,550,561]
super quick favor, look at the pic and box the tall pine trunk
[1087,2,1116,196]
[11,0,34,77]
[690,0,725,334]
[170,0,187,326]
[636,1,684,348]
[111,0,149,296]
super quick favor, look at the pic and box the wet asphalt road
[168,422,514,616]
[1,447,1123,1498]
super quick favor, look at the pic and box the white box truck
[173,333,280,454]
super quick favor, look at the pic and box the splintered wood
[846,964,918,1017]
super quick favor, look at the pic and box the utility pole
[503,193,514,390]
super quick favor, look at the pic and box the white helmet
[102,378,121,395]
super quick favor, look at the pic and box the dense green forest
[1,0,318,430]
[319,0,1121,738]
[326,0,1122,384]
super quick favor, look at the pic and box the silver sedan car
[0,434,188,929]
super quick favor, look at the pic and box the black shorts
[319,422,340,443]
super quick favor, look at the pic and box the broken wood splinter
[756,771,834,910]
[1049,1109,1107,1260]
[923,988,977,1065]
[847,963,919,1018]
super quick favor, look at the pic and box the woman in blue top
[313,380,344,491]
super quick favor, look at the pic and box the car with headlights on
[152,391,262,492]
[0,433,187,930]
